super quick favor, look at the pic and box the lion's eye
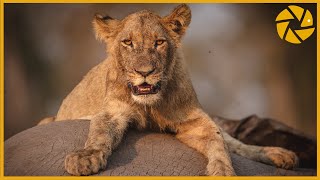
[155,40,165,46]
[122,40,133,46]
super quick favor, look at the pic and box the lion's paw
[64,149,107,176]
[262,147,298,169]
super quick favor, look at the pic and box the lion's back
[56,60,110,121]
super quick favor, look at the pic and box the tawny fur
[40,4,298,176]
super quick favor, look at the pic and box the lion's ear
[163,4,191,39]
[93,14,121,43]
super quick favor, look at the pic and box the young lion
[41,4,298,176]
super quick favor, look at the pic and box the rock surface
[4,120,316,176]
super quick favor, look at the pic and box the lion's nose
[135,68,155,77]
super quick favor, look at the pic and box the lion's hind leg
[222,130,299,169]
[37,116,56,125]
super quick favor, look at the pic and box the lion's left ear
[163,4,191,39]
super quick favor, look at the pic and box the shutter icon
[276,5,315,44]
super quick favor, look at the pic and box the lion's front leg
[175,109,235,176]
[64,112,130,175]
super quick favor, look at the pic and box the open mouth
[128,82,161,95]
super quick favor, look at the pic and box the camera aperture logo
[276,5,315,44]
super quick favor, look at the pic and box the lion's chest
[134,107,184,133]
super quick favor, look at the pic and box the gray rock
[4,120,316,176]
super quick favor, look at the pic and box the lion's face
[93,4,191,105]
[117,13,173,105]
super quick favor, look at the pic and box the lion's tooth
[140,87,150,91]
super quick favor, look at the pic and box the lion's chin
[131,93,161,105]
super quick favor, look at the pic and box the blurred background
[4,3,316,140]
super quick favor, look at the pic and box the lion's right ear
[162,4,191,40]
[93,14,121,42]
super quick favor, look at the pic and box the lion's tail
[37,116,56,126]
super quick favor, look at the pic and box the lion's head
[93,4,191,105]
